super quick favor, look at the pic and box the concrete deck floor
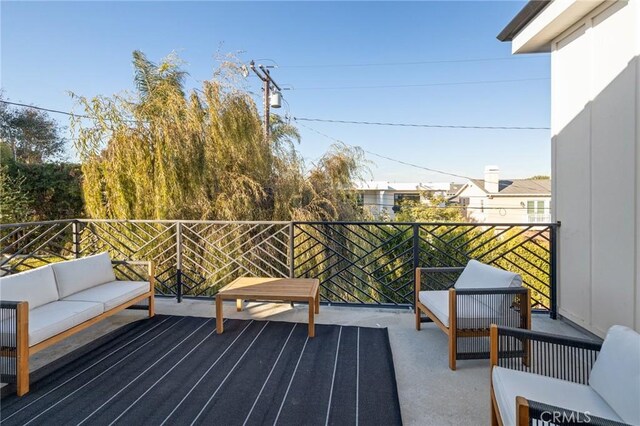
[21,298,591,425]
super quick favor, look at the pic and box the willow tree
[72,51,365,221]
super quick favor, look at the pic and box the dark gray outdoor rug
[0,315,403,426]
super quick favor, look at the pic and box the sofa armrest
[0,300,29,389]
[519,398,631,426]
[490,325,602,384]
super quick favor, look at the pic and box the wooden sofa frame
[1,260,155,396]
[415,267,531,370]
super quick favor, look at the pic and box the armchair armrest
[415,266,464,294]
[519,398,631,426]
[490,325,602,384]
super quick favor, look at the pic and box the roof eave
[497,0,552,42]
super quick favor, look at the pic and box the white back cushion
[589,325,640,425]
[52,252,116,298]
[0,266,59,309]
[454,259,522,289]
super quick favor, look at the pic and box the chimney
[484,165,500,193]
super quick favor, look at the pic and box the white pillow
[52,252,116,298]
[454,259,522,289]
[0,265,59,309]
[589,325,640,425]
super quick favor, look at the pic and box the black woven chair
[415,260,530,370]
[489,325,638,426]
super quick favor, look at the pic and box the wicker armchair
[490,325,639,426]
[415,260,530,370]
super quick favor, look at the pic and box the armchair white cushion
[492,366,623,426]
[589,325,640,425]
[52,252,116,298]
[0,266,59,310]
[454,259,522,290]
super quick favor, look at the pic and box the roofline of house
[497,0,552,42]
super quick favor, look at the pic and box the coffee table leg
[315,289,320,314]
[236,299,243,312]
[216,296,224,334]
[308,296,315,338]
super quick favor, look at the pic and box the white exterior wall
[550,1,640,335]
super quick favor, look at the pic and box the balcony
[0,218,593,425]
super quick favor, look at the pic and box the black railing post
[289,222,295,278]
[412,223,420,310]
[72,220,81,259]
[549,223,558,319]
[176,221,183,303]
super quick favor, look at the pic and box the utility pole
[250,60,282,142]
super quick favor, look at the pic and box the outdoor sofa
[490,324,640,426]
[0,252,155,396]
[415,260,530,370]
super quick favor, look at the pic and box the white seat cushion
[455,259,522,290]
[0,266,59,309]
[62,280,149,311]
[492,366,623,426]
[589,325,640,425]
[419,290,502,329]
[0,301,103,346]
[52,252,116,298]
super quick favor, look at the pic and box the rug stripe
[2,316,189,425]
[74,318,215,425]
[155,320,258,425]
[0,315,174,422]
[357,327,403,425]
[326,326,359,425]
[324,326,343,426]
[189,321,271,425]
[273,324,342,426]
[242,323,297,426]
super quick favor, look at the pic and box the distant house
[450,166,551,224]
[355,181,453,219]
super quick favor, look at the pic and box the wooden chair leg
[490,396,499,426]
[16,302,29,396]
[415,307,421,330]
[148,292,155,318]
[148,262,155,318]
[448,332,456,371]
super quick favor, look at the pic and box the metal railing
[0,219,558,316]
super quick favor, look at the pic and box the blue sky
[1,1,550,182]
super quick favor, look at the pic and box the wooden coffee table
[215,277,320,337]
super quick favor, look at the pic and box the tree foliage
[394,195,466,222]
[0,94,66,164]
[72,51,366,221]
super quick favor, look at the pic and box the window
[393,193,420,212]
[527,200,548,222]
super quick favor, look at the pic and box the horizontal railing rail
[0,219,558,316]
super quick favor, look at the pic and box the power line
[0,100,140,124]
[293,77,549,91]
[294,119,551,194]
[294,117,550,131]
[277,56,545,69]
